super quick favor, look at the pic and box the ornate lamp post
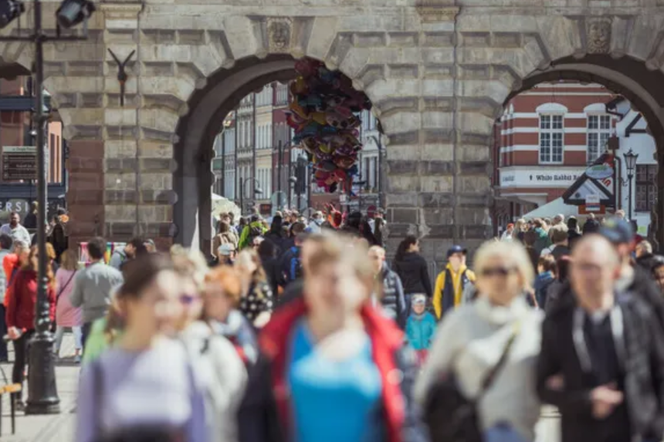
[623,149,638,221]
[0,0,95,415]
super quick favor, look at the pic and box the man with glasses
[537,235,664,442]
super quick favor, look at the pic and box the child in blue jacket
[405,294,437,365]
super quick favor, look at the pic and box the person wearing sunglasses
[416,240,542,442]
[76,254,206,442]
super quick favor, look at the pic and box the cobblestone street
[0,334,77,442]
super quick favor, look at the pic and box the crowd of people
[1,203,664,442]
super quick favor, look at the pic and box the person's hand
[590,384,623,419]
[7,327,20,340]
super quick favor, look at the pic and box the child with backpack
[405,294,437,365]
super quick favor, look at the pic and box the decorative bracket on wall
[108,48,136,107]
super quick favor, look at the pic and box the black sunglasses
[480,267,516,278]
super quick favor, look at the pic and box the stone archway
[501,54,664,248]
[1,2,664,265]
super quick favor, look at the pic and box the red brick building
[493,82,617,229]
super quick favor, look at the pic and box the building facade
[0,78,65,220]
[493,82,657,235]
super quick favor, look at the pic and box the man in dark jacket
[600,219,664,331]
[369,245,407,328]
[537,235,664,442]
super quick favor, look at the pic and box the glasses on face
[179,293,198,305]
[480,267,516,278]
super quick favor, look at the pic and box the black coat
[537,293,664,442]
[393,252,432,298]
[545,266,664,332]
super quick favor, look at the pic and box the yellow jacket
[433,264,476,319]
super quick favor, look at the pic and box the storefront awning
[522,197,579,219]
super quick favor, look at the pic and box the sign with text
[2,146,36,181]
[499,167,584,188]
[585,194,601,212]
[585,163,614,180]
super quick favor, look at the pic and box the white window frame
[586,113,612,164]
[538,114,564,164]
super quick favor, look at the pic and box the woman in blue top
[244,232,426,442]
[76,254,206,442]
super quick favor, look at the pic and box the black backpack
[423,323,519,442]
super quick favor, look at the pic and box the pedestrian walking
[6,246,56,410]
[0,212,31,246]
[235,250,273,328]
[278,229,306,288]
[393,235,432,311]
[368,245,407,328]
[76,254,206,442]
[599,219,664,329]
[566,216,581,248]
[500,223,515,242]
[213,219,239,257]
[69,237,124,349]
[433,245,476,319]
[2,240,29,311]
[53,249,83,362]
[532,219,551,255]
[262,215,286,255]
[257,240,280,300]
[416,240,542,442]
[583,213,601,234]
[246,233,425,442]
[109,237,147,271]
[537,235,664,442]
[540,228,571,260]
[0,234,12,361]
[534,255,556,309]
[405,294,437,365]
[650,256,664,295]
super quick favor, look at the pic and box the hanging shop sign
[2,146,36,181]
[585,163,614,180]
[585,194,601,212]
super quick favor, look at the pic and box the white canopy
[211,194,241,220]
[522,197,580,219]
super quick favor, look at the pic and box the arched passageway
[498,54,664,249]
[174,55,376,253]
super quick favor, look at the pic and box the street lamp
[0,0,94,415]
[239,177,262,214]
[288,175,297,209]
[623,148,638,220]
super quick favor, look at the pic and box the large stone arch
[1,1,663,264]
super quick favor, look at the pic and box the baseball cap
[411,294,427,305]
[599,218,634,244]
[447,245,467,258]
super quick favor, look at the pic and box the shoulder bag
[423,321,521,442]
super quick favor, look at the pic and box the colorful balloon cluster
[287,58,371,193]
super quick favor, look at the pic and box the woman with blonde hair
[245,232,424,442]
[416,240,542,442]
[235,249,273,327]
[54,249,83,361]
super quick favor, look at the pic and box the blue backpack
[287,246,303,282]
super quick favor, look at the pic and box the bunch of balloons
[286,58,371,193]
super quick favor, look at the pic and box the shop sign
[2,146,36,181]
[585,194,601,212]
[585,164,614,180]
[0,199,31,216]
[499,167,583,188]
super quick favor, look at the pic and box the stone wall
[1,0,664,262]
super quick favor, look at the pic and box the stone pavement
[0,333,78,442]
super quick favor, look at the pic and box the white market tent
[522,197,580,219]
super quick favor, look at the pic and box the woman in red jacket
[6,246,56,409]
[239,233,425,442]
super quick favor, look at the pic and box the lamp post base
[25,331,60,415]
